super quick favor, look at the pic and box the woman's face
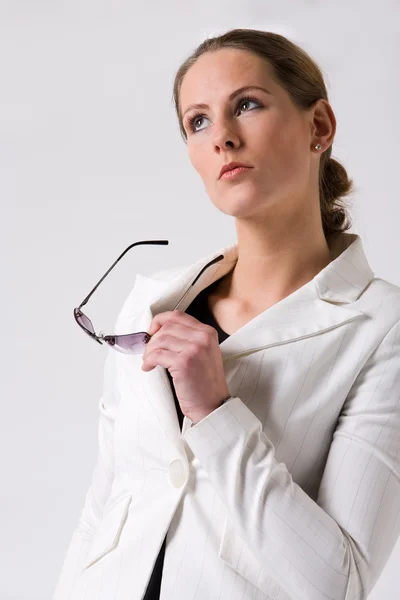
[179,48,324,220]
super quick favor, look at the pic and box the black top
[142,277,230,599]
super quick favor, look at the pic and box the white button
[168,459,188,488]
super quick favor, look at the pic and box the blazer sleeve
[52,347,118,600]
[183,316,400,600]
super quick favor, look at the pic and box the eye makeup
[185,94,262,133]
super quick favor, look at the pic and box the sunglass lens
[104,333,150,354]
[76,311,95,335]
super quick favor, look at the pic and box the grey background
[1,1,399,598]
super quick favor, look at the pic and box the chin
[215,200,263,218]
[213,189,270,217]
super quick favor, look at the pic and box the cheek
[258,109,301,148]
[188,143,211,178]
[263,120,308,175]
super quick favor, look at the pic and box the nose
[212,124,239,152]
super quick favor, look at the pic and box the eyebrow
[182,85,273,119]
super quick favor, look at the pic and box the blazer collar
[114,232,374,452]
[122,232,373,362]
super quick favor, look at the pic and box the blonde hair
[172,28,354,237]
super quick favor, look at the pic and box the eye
[185,94,261,134]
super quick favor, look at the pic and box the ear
[311,98,336,149]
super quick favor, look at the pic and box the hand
[141,310,231,423]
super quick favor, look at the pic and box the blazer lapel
[115,232,374,453]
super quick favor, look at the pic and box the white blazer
[53,232,400,600]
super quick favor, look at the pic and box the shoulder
[360,276,400,318]
[355,276,400,350]
[113,263,190,331]
[148,264,188,281]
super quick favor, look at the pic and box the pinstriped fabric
[53,233,400,600]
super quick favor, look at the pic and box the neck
[220,213,334,312]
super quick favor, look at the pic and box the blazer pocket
[84,493,132,570]
[218,516,281,598]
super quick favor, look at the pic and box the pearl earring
[315,143,322,150]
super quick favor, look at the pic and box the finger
[141,348,179,373]
[144,325,208,368]
[148,322,211,350]
[148,310,212,337]
[144,332,188,358]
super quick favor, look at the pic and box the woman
[53,29,400,600]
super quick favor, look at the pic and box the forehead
[179,48,277,112]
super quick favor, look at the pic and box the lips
[219,162,253,179]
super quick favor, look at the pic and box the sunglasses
[74,240,225,354]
